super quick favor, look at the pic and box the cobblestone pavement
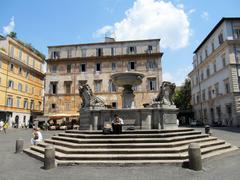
[0,128,240,180]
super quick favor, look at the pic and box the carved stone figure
[78,84,105,109]
[154,81,176,106]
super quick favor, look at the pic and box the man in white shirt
[112,114,124,134]
[31,128,43,145]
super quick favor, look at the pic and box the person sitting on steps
[112,114,124,134]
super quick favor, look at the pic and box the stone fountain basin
[111,72,145,87]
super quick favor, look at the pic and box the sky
[1,0,240,86]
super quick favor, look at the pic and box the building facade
[189,18,240,126]
[45,38,163,120]
[0,36,45,128]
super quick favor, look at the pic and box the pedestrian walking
[3,121,8,134]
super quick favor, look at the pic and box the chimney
[105,37,115,43]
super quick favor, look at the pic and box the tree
[173,78,192,111]
[8,31,17,38]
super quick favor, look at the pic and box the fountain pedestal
[122,85,135,108]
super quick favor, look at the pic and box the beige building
[0,35,45,128]
[189,18,240,126]
[45,38,163,120]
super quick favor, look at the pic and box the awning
[48,113,79,119]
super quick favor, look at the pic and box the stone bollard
[44,145,55,170]
[15,139,24,153]
[205,125,210,134]
[188,143,202,171]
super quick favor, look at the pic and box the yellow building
[0,35,45,128]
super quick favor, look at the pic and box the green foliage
[8,31,17,38]
[172,78,192,110]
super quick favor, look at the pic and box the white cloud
[3,16,15,35]
[201,11,209,20]
[163,65,192,86]
[163,72,174,82]
[95,0,190,49]
[188,9,196,15]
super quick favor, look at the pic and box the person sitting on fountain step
[112,114,124,134]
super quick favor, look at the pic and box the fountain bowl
[111,72,145,87]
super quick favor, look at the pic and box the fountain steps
[23,128,238,165]
[43,136,218,149]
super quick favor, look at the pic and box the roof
[48,38,161,48]
[193,17,240,53]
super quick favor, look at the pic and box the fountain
[111,72,144,108]
[78,72,179,130]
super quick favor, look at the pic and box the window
[81,49,86,57]
[112,62,116,71]
[65,81,72,94]
[211,40,215,52]
[50,82,58,94]
[224,78,230,94]
[65,103,71,110]
[8,80,14,88]
[201,71,204,81]
[213,62,217,73]
[128,46,136,54]
[32,87,34,94]
[24,99,28,109]
[10,46,14,57]
[108,80,116,92]
[148,45,153,52]
[67,64,71,73]
[32,59,35,68]
[128,61,135,71]
[17,97,21,108]
[30,100,34,110]
[202,89,206,101]
[67,49,72,58]
[94,80,102,92]
[19,50,22,61]
[112,102,117,109]
[96,48,103,56]
[222,54,226,67]
[18,83,22,92]
[25,84,28,93]
[147,59,157,70]
[206,66,210,78]
[199,53,203,63]
[9,63,14,71]
[51,65,57,73]
[51,103,56,109]
[111,48,115,56]
[208,87,212,100]
[218,32,224,44]
[233,28,240,39]
[18,66,22,74]
[6,96,13,107]
[214,83,219,95]
[205,48,208,58]
[196,92,200,103]
[26,71,29,79]
[26,55,29,65]
[147,78,156,91]
[80,64,86,72]
[52,51,60,59]
[96,63,101,72]
[38,101,42,110]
